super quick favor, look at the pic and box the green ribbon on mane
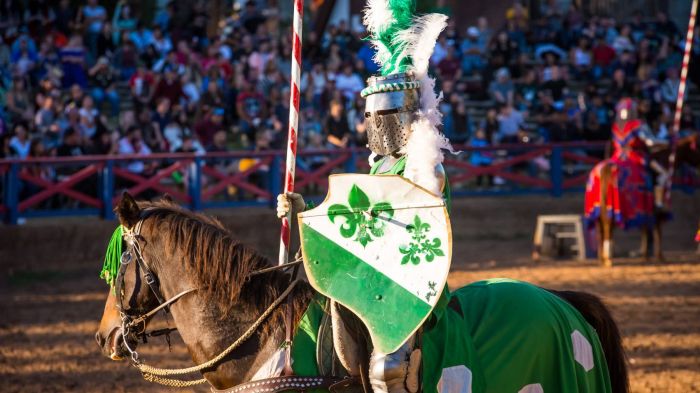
[100,226,123,289]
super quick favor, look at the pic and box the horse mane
[136,199,307,324]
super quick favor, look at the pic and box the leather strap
[210,376,358,393]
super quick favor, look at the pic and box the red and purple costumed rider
[585,98,669,229]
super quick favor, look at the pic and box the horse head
[94,193,308,388]
[95,192,162,361]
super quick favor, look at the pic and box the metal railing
[1,141,696,224]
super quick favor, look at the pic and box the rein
[115,215,308,388]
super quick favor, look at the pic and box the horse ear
[115,192,141,228]
[161,193,173,203]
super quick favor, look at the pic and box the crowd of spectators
[1,0,699,179]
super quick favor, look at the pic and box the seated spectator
[34,95,56,135]
[570,37,592,78]
[533,93,567,141]
[490,30,520,68]
[9,123,31,159]
[78,95,100,140]
[637,63,661,103]
[592,35,616,79]
[112,0,137,45]
[324,100,350,148]
[10,36,37,77]
[496,104,525,144]
[469,128,493,187]
[129,22,155,53]
[89,128,118,155]
[437,46,461,81]
[96,22,116,59]
[195,108,225,147]
[132,107,163,152]
[612,25,636,54]
[59,35,88,88]
[89,57,120,117]
[539,65,568,105]
[6,77,35,125]
[56,128,85,157]
[153,64,185,106]
[236,81,267,142]
[129,66,155,111]
[660,67,680,104]
[460,26,487,75]
[489,67,515,105]
[118,126,155,174]
[610,68,634,101]
[515,68,538,110]
[335,64,364,102]
[479,107,499,144]
[114,33,139,80]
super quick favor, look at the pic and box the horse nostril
[95,332,105,347]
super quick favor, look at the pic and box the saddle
[211,299,371,393]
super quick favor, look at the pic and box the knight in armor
[585,98,669,229]
[277,1,453,392]
[615,99,670,208]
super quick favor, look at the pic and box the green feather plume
[364,0,416,75]
[100,225,123,289]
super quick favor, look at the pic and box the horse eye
[120,251,132,265]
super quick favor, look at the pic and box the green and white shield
[298,174,452,353]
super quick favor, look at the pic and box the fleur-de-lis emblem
[328,184,394,247]
[399,215,445,265]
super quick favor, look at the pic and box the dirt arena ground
[1,194,698,392]
[2,254,698,392]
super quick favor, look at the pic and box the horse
[589,134,700,266]
[96,193,629,393]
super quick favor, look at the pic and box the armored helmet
[362,72,421,156]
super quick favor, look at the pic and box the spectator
[118,126,155,174]
[152,64,184,105]
[59,35,87,88]
[129,66,155,110]
[9,123,31,158]
[78,95,100,140]
[335,64,364,101]
[6,77,35,125]
[660,67,680,104]
[570,37,593,79]
[57,128,85,157]
[324,100,350,148]
[195,108,225,147]
[79,0,107,55]
[496,104,525,143]
[469,128,493,187]
[592,35,616,78]
[236,80,267,141]
[489,68,515,105]
[461,26,487,75]
[112,0,137,45]
[89,57,120,117]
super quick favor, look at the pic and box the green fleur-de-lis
[399,215,445,265]
[328,184,394,247]
[425,281,438,302]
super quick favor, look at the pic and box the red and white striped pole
[668,0,698,204]
[279,0,304,266]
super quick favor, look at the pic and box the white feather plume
[363,0,395,69]
[363,0,394,34]
[393,13,448,79]
[402,116,446,195]
[402,74,454,194]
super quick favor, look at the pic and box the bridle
[115,218,193,362]
[113,211,306,388]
